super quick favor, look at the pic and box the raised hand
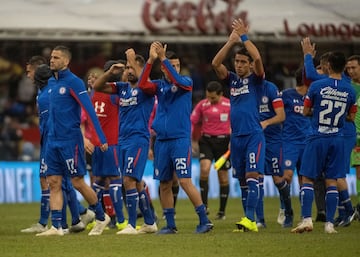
[109,63,125,75]
[125,48,136,61]
[301,37,316,57]
[149,42,158,61]
[153,41,167,61]
[232,18,249,36]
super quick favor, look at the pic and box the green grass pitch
[1,197,359,257]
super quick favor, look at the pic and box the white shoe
[81,209,95,227]
[69,221,85,233]
[324,222,338,234]
[88,214,110,236]
[116,224,138,235]
[21,223,48,233]
[291,218,313,233]
[137,223,158,234]
[277,209,285,225]
[36,226,64,236]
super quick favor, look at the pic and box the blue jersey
[259,80,283,143]
[304,54,327,81]
[111,82,154,143]
[281,88,311,144]
[226,72,264,135]
[37,85,51,143]
[304,78,357,137]
[304,55,356,138]
[47,69,106,144]
[139,60,193,140]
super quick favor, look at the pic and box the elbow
[279,114,285,123]
[211,58,221,69]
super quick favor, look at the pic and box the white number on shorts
[66,158,77,174]
[249,152,257,169]
[175,158,187,174]
[272,157,280,174]
[126,157,134,174]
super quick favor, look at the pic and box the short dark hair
[34,64,52,88]
[235,47,252,62]
[347,55,360,64]
[27,55,47,66]
[319,52,332,62]
[206,81,223,94]
[294,67,304,86]
[53,45,72,61]
[165,51,178,60]
[135,54,145,67]
[328,51,346,73]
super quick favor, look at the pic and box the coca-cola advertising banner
[0,0,359,42]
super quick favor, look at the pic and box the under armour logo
[94,101,105,114]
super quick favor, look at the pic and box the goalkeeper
[191,81,231,220]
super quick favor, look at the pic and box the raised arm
[232,18,264,77]
[125,48,142,78]
[154,42,192,89]
[93,63,125,94]
[212,30,239,80]
[301,37,325,81]
[138,42,158,95]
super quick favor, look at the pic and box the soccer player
[291,51,357,234]
[280,67,311,224]
[191,81,231,220]
[20,56,50,233]
[138,41,213,234]
[22,58,94,234]
[93,49,158,235]
[85,62,127,231]
[212,18,265,232]
[302,38,357,226]
[347,55,360,218]
[36,45,110,236]
[257,80,293,228]
[302,46,330,222]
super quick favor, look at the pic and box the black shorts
[199,134,231,169]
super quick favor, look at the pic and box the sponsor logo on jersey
[320,86,349,102]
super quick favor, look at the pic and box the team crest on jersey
[262,96,269,104]
[284,159,292,167]
[59,87,66,94]
[171,85,178,93]
[131,89,138,96]
[243,78,249,85]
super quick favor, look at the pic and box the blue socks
[326,186,338,223]
[256,177,264,222]
[138,189,155,225]
[164,208,176,229]
[245,178,259,222]
[126,188,139,228]
[301,183,314,218]
[110,179,125,223]
[39,189,50,226]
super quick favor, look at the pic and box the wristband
[240,34,249,42]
